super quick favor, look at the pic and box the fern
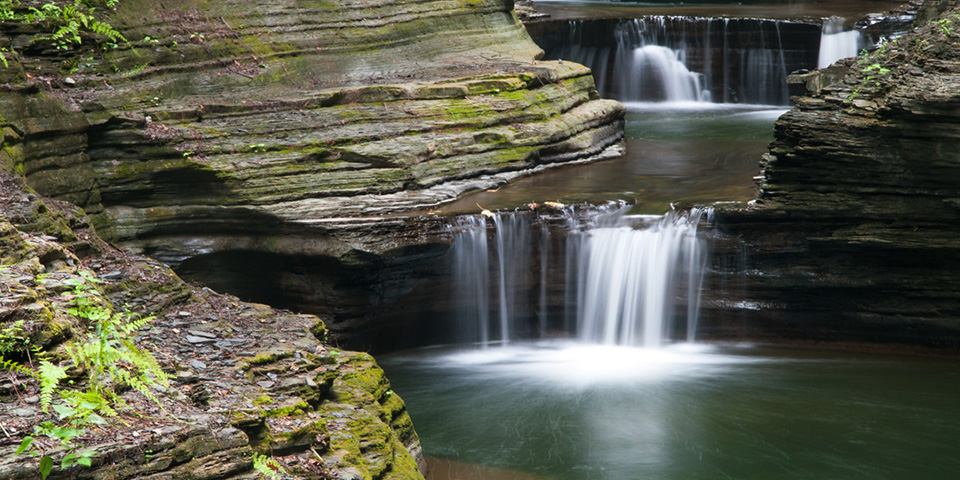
[3,0,126,57]
[63,276,168,408]
[0,356,36,377]
[38,360,67,412]
[252,453,289,479]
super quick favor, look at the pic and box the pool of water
[381,342,960,480]
[440,104,785,215]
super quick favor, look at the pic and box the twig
[220,16,260,62]
[0,421,10,438]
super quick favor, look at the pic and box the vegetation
[1,270,167,479]
[252,453,290,479]
[0,0,126,67]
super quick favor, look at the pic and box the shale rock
[0,0,624,345]
[0,169,425,479]
[708,1,960,350]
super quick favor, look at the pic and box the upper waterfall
[818,16,862,68]
[535,17,817,106]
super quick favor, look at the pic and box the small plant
[0,319,27,354]
[0,0,126,65]
[7,270,168,479]
[252,453,289,479]
[847,60,892,103]
[25,0,126,50]
[62,271,168,407]
[933,17,954,35]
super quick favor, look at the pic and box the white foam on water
[416,341,772,389]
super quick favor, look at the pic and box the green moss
[241,349,295,368]
[310,320,327,342]
[252,395,273,406]
[263,400,309,417]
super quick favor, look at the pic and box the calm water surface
[440,105,784,215]
[381,342,960,480]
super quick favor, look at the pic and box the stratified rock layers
[0,0,624,345]
[5,0,623,231]
[708,3,960,349]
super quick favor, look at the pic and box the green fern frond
[252,453,288,479]
[89,19,124,42]
[120,314,154,336]
[0,356,36,378]
[38,360,67,412]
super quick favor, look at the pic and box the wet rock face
[0,0,624,346]
[706,2,960,350]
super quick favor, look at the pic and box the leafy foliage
[11,270,167,479]
[252,453,290,479]
[37,360,67,411]
[61,271,169,406]
[0,319,27,354]
[0,355,35,377]
[0,0,126,63]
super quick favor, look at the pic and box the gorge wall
[0,0,624,347]
[706,1,960,350]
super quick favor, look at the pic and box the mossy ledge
[0,168,426,479]
[0,0,624,242]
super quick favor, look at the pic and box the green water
[381,342,960,480]
[440,105,783,215]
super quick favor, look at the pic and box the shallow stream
[385,2,956,478]
[440,105,784,215]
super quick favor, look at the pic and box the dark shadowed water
[381,342,960,480]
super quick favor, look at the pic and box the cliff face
[0,168,425,479]
[707,1,960,349]
[0,0,624,344]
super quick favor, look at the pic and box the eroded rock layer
[706,1,960,349]
[0,0,624,345]
[0,169,425,479]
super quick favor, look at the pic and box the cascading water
[450,205,711,348]
[451,216,490,345]
[572,209,710,347]
[624,45,710,102]
[544,17,805,105]
[605,17,712,103]
[818,16,862,68]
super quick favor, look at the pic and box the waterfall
[818,17,861,68]
[543,17,804,105]
[450,205,711,348]
[571,208,710,347]
[612,17,710,103]
[452,216,491,345]
[625,45,710,102]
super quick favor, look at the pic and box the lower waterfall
[450,205,711,348]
